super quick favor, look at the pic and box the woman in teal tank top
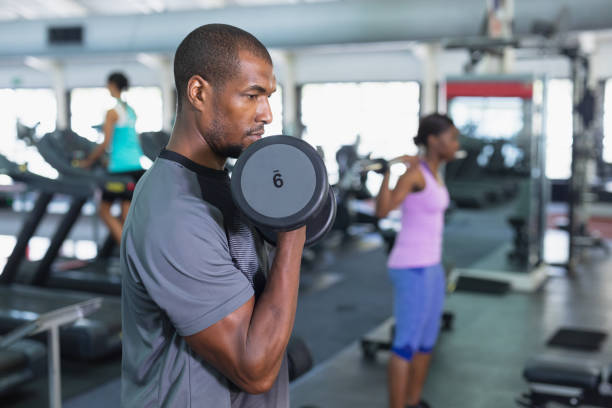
[77,72,145,244]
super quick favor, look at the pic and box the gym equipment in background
[0,298,102,408]
[0,340,45,398]
[139,131,170,161]
[12,128,128,295]
[13,124,168,296]
[562,48,610,274]
[443,76,548,285]
[331,141,385,239]
[0,154,122,360]
[518,357,612,408]
[287,336,314,382]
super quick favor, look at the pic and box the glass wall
[444,77,546,274]
[449,96,529,176]
[450,96,525,138]
[300,81,420,192]
[450,79,573,180]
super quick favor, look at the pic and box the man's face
[203,50,276,158]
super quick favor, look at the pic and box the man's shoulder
[130,161,225,236]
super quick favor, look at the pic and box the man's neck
[167,118,226,171]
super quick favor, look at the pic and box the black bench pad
[523,360,601,390]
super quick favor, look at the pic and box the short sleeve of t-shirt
[126,194,254,337]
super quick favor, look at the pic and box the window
[300,82,420,193]
[604,79,612,164]
[70,87,163,142]
[449,97,525,140]
[544,79,573,179]
[0,88,58,177]
[124,87,164,133]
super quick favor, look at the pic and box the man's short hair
[174,24,272,110]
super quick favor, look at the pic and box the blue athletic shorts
[388,263,446,361]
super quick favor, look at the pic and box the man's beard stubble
[204,116,244,159]
[205,118,265,159]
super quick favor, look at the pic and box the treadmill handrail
[37,134,132,186]
[0,153,94,197]
[0,297,103,408]
[0,298,103,348]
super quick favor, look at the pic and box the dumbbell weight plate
[258,187,336,247]
[231,135,329,231]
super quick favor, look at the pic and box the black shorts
[101,170,145,202]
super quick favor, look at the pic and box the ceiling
[0,0,337,21]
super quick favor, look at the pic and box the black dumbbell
[230,135,336,247]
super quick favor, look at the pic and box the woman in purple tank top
[376,114,459,408]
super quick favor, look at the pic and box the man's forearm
[240,230,304,387]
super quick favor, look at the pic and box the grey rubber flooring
[290,253,612,408]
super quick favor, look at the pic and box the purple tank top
[387,162,450,269]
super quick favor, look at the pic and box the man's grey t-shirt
[121,150,289,407]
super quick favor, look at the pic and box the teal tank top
[108,100,144,173]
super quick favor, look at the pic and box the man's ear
[186,75,212,112]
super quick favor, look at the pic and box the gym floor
[291,255,612,408]
[2,200,612,408]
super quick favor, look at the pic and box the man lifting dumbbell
[120,24,306,407]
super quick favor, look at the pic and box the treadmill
[20,131,136,295]
[18,129,169,296]
[0,338,45,397]
[0,154,122,359]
